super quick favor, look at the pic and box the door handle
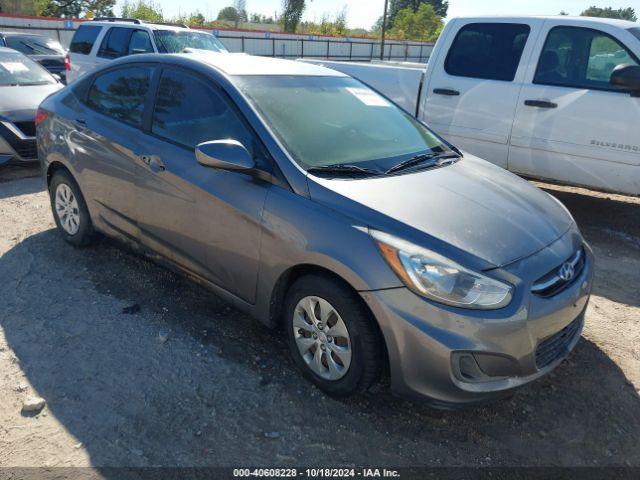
[433,88,460,96]
[141,155,165,173]
[524,100,558,109]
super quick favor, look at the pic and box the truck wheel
[49,170,94,247]
[285,274,383,397]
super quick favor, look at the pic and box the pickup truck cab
[307,17,640,196]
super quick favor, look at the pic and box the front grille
[14,121,36,137]
[532,247,585,297]
[14,139,37,159]
[535,316,582,369]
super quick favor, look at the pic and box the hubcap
[292,296,352,381]
[54,183,80,235]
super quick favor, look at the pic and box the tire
[48,170,94,247]
[285,274,383,397]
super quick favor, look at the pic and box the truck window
[445,23,530,81]
[98,27,133,59]
[69,25,102,55]
[534,26,639,91]
[129,30,154,54]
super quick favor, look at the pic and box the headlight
[371,230,512,310]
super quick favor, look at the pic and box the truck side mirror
[610,64,640,97]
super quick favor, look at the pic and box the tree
[0,0,48,15]
[188,11,205,27]
[388,3,443,42]
[333,6,347,35]
[41,0,116,17]
[281,0,305,33]
[234,0,248,22]
[120,0,162,22]
[580,6,637,21]
[388,0,448,26]
[217,6,240,23]
[559,11,569,15]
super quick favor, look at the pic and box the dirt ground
[0,163,638,468]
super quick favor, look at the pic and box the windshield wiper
[385,152,460,175]
[307,164,382,177]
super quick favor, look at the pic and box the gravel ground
[0,164,639,468]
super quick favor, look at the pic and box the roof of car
[455,15,638,29]
[184,52,347,77]
[88,20,190,31]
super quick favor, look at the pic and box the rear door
[509,20,640,194]
[75,64,155,241]
[422,19,541,167]
[134,67,271,303]
[67,24,103,82]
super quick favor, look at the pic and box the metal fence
[0,14,434,63]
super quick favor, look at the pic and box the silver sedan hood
[0,84,61,122]
[308,155,574,268]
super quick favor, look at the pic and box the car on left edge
[0,47,62,166]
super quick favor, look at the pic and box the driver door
[134,67,271,303]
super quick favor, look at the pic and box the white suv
[65,17,228,83]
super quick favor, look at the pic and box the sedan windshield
[236,75,449,172]
[154,30,227,53]
[5,35,65,55]
[0,51,56,86]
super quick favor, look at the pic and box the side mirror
[195,139,255,171]
[610,64,640,96]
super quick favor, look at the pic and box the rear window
[445,23,531,81]
[629,27,640,42]
[69,25,102,55]
[5,35,65,55]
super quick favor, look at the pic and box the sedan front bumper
[360,236,594,408]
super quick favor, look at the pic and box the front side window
[153,30,227,54]
[236,75,448,170]
[69,25,102,55]
[151,69,251,151]
[534,26,639,91]
[98,28,132,59]
[5,35,65,55]
[0,51,56,86]
[445,23,531,81]
[129,30,154,54]
[86,66,152,128]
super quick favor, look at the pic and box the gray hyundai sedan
[37,53,593,407]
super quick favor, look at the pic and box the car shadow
[0,169,43,199]
[1,228,639,467]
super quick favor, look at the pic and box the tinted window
[129,30,154,54]
[98,27,132,59]
[629,28,640,42]
[5,35,65,55]
[69,25,102,55]
[153,30,227,53]
[445,23,530,81]
[534,26,639,91]
[87,66,152,128]
[152,69,252,152]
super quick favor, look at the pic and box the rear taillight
[35,109,48,127]
[64,53,70,71]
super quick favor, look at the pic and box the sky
[116,0,640,29]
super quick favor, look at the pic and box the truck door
[509,20,640,195]
[422,19,541,168]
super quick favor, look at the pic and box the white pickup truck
[305,16,640,196]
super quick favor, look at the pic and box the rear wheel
[285,275,383,397]
[49,170,94,247]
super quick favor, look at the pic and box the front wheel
[285,275,383,397]
[49,170,94,247]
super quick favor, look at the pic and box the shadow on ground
[1,224,639,468]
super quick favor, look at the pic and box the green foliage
[388,0,448,26]
[40,0,116,17]
[281,0,305,33]
[388,3,443,42]
[217,6,239,22]
[0,0,48,15]
[580,6,637,21]
[120,0,162,22]
[300,7,348,36]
